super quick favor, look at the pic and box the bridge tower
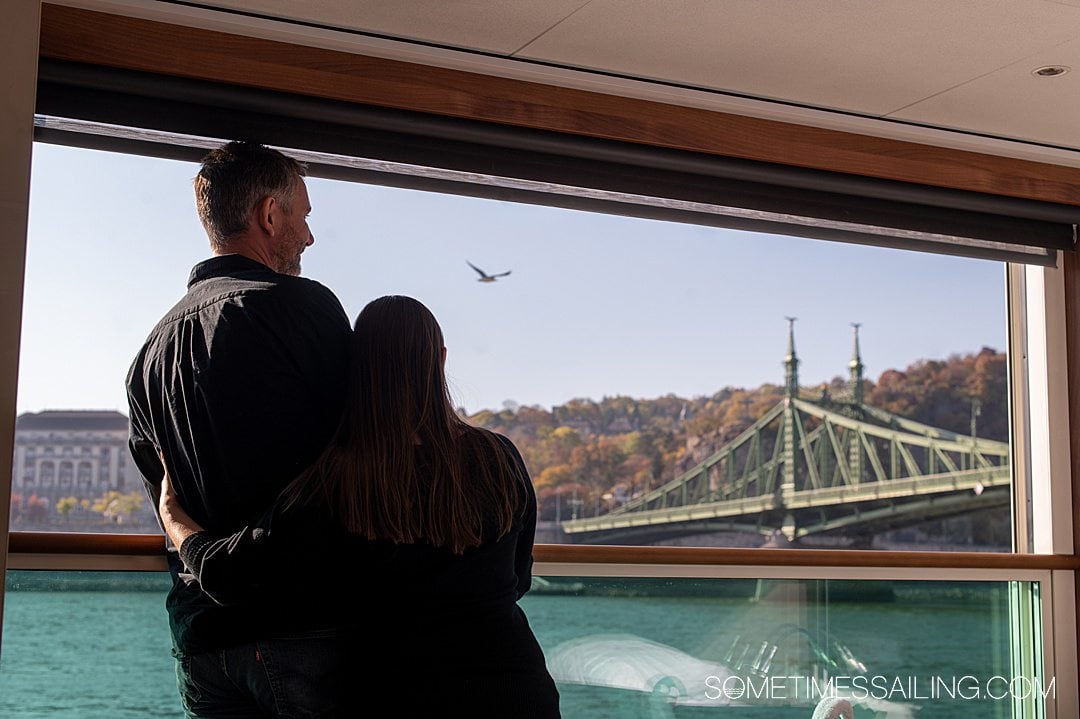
[848,323,864,404]
[781,318,799,496]
[848,323,865,483]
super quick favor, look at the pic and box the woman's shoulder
[463,428,524,465]
[488,429,518,452]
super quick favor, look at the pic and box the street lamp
[569,488,583,520]
[970,396,982,471]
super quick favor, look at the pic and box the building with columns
[12,410,131,502]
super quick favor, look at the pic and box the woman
[158,295,560,718]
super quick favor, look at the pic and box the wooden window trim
[37,3,1080,208]
[9,531,1080,571]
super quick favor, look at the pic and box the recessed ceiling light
[1032,65,1070,77]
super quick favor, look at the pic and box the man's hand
[158,453,204,550]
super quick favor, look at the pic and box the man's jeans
[176,631,348,719]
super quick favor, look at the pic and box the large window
[5,112,1076,718]
[15,142,1014,554]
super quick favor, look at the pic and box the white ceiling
[183,0,1080,151]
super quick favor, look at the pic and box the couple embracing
[127,142,560,718]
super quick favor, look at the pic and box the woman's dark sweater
[176,435,557,691]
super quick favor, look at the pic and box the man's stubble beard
[274,229,304,276]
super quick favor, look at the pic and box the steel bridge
[561,321,1010,544]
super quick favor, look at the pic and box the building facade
[12,410,131,503]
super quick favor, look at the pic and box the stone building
[12,410,132,502]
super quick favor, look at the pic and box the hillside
[470,348,1007,520]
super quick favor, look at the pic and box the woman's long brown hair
[282,295,524,553]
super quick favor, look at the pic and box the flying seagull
[467,261,511,283]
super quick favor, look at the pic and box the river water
[0,573,1037,718]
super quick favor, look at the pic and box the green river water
[0,573,1041,718]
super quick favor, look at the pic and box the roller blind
[35,59,1077,266]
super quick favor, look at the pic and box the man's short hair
[194,141,307,248]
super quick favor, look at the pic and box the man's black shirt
[126,254,350,655]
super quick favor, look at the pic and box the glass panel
[0,571,177,718]
[14,144,205,534]
[1,571,1047,718]
[522,576,1047,718]
[16,141,1012,550]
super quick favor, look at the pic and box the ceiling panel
[194,0,592,54]
[891,36,1080,149]
[168,0,1080,150]
[514,0,1080,116]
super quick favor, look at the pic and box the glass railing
[523,576,1045,718]
[0,571,177,719]
[1,571,1049,718]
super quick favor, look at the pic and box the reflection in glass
[524,577,1044,718]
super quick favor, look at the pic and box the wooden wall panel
[38,3,1080,207]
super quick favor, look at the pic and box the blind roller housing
[35,59,1078,266]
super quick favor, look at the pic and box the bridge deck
[562,467,1009,536]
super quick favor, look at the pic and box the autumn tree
[867,348,1007,440]
[92,491,146,524]
[25,494,48,524]
[55,496,79,522]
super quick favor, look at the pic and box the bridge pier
[534,520,568,544]
[780,512,796,542]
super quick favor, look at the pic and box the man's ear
[254,195,278,236]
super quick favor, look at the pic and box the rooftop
[16,410,129,432]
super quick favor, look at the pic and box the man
[126,141,351,716]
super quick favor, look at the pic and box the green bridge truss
[562,322,1010,543]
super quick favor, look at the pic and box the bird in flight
[467,261,512,283]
